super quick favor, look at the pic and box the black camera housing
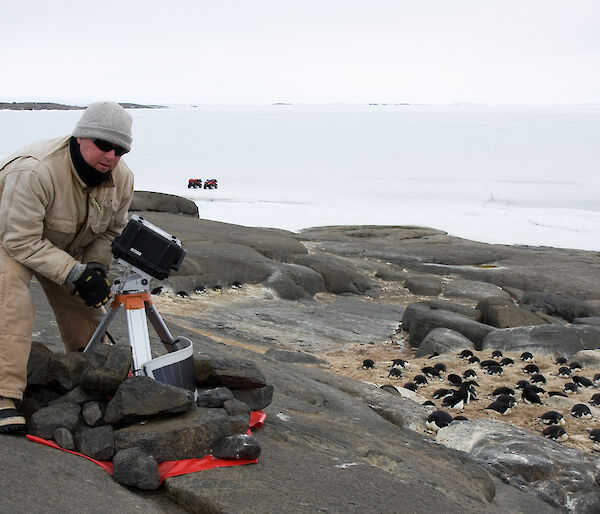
[111,215,186,280]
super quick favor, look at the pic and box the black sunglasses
[92,138,128,156]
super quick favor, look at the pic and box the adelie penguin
[391,359,409,369]
[492,386,515,397]
[425,410,453,432]
[540,411,565,426]
[362,359,375,369]
[463,369,477,379]
[569,361,583,370]
[543,425,568,442]
[557,367,572,378]
[530,373,547,384]
[421,366,442,379]
[468,356,480,364]
[572,376,594,389]
[563,382,579,394]
[486,364,503,376]
[413,374,428,386]
[447,374,463,385]
[590,393,600,406]
[479,359,500,369]
[433,363,447,374]
[484,397,512,415]
[520,352,534,362]
[432,388,454,400]
[522,384,545,405]
[458,349,474,360]
[491,350,503,358]
[589,428,600,444]
[499,357,514,366]
[523,364,540,374]
[593,373,600,386]
[571,403,592,419]
[404,382,418,392]
[555,357,568,365]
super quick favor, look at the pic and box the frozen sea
[1,104,599,251]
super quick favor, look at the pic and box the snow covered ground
[1,104,599,250]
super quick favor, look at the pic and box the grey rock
[114,407,231,461]
[264,348,329,365]
[436,418,600,512]
[570,349,600,368]
[573,316,600,326]
[51,352,87,390]
[198,356,268,389]
[482,325,600,358]
[49,386,106,406]
[403,300,483,332]
[28,402,81,439]
[285,253,377,294]
[113,447,161,490]
[476,297,547,328]
[26,341,55,386]
[82,401,105,427]
[130,190,199,216]
[104,376,195,425]
[416,327,475,357]
[262,262,325,300]
[231,386,274,411]
[522,291,600,322]
[76,425,115,461]
[404,276,443,296]
[402,301,495,349]
[212,434,261,460]
[195,386,234,408]
[442,278,511,302]
[53,427,75,450]
[223,399,251,418]
[80,343,132,394]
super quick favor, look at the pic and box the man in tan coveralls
[0,102,135,432]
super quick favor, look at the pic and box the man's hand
[72,263,112,308]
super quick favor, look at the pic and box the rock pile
[23,341,271,490]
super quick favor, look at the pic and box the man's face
[77,138,122,173]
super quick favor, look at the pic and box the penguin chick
[540,411,565,426]
[425,410,453,432]
[387,368,403,379]
[543,425,568,442]
[413,374,428,386]
[571,403,592,419]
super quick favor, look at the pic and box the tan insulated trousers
[0,246,105,400]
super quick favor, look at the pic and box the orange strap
[111,291,152,310]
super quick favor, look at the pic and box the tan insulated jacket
[0,136,134,284]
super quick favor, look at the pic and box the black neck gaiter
[69,137,112,188]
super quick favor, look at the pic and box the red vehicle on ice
[188,178,202,188]
[203,179,218,189]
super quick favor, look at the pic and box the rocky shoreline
[4,190,600,513]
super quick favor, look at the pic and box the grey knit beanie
[72,101,133,152]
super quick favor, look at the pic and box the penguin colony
[341,345,600,454]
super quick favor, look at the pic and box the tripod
[84,261,196,392]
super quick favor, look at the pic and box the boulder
[284,253,377,294]
[53,427,75,450]
[442,278,511,302]
[82,401,105,427]
[212,434,261,460]
[51,352,87,390]
[195,387,235,408]
[28,402,81,439]
[113,447,161,490]
[403,276,443,296]
[415,328,475,357]
[26,341,55,386]
[570,349,600,368]
[402,302,495,349]
[476,297,547,328]
[436,418,600,512]
[130,191,199,216]
[76,425,115,461]
[264,348,329,365]
[481,325,600,358]
[573,316,600,326]
[114,407,231,461]
[104,376,195,425]
[521,291,600,322]
[198,356,268,389]
[231,386,274,411]
[80,343,133,395]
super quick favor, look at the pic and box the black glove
[72,263,112,308]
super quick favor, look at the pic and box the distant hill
[0,102,166,110]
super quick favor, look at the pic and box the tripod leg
[83,306,119,352]
[145,303,177,352]
[127,308,153,375]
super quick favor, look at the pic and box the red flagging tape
[27,410,265,481]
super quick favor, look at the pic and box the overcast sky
[1,0,599,105]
